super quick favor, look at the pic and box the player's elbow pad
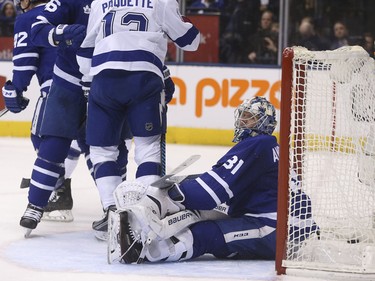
[182,30,200,51]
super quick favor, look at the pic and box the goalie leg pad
[150,209,202,240]
[107,210,143,264]
[114,180,201,241]
[146,228,194,262]
[119,211,143,264]
[107,210,122,264]
[114,181,184,219]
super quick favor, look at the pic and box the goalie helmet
[233,97,277,142]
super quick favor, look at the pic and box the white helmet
[233,97,277,142]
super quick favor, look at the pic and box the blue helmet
[233,97,277,142]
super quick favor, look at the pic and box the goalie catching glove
[2,81,29,113]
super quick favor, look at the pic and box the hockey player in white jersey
[108,97,319,263]
[76,0,200,233]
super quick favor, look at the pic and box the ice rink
[0,137,331,281]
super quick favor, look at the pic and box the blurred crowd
[1,0,374,65]
[0,0,18,37]
[186,0,374,64]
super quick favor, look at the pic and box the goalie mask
[233,97,277,142]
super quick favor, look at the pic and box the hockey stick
[151,154,201,188]
[160,89,167,177]
[160,133,166,176]
[0,96,29,118]
[20,178,30,189]
[0,108,8,117]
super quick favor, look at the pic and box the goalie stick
[150,154,201,188]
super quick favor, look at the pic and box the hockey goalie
[106,97,317,264]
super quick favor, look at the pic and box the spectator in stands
[245,10,278,65]
[362,32,374,58]
[294,17,329,51]
[219,0,261,64]
[259,0,279,19]
[330,21,350,50]
[0,1,16,37]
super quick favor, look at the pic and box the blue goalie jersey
[180,134,279,228]
[12,4,56,95]
[30,0,93,91]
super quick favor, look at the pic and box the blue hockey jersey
[30,0,93,91]
[180,134,279,227]
[12,4,56,96]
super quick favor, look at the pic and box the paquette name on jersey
[102,0,153,13]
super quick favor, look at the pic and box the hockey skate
[42,179,74,222]
[20,203,44,238]
[107,210,143,264]
[93,205,116,241]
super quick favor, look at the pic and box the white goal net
[279,46,375,276]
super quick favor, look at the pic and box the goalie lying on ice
[108,97,318,264]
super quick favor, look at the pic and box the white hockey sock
[96,176,122,209]
[64,140,81,178]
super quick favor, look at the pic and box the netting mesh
[283,46,375,273]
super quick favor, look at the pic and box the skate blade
[42,210,74,222]
[95,230,109,241]
[23,227,33,238]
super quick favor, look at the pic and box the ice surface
[0,137,329,281]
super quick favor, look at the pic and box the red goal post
[276,46,375,278]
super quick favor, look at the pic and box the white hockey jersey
[77,0,200,82]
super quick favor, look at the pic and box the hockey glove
[163,66,175,104]
[2,81,29,113]
[53,24,86,49]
